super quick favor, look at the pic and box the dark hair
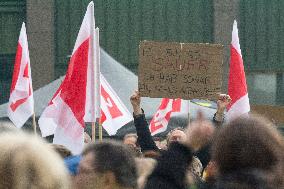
[153,137,161,142]
[212,115,284,184]
[83,140,138,188]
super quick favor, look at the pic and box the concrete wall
[213,0,240,92]
[26,0,55,89]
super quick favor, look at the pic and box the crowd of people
[0,91,283,189]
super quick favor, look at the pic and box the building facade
[1,0,283,106]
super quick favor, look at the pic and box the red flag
[100,75,132,135]
[150,98,187,136]
[39,2,96,154]
[227,20,250,121]
[8,23,34,128]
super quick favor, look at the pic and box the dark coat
[144,142,193,189]
[133,112,222,167]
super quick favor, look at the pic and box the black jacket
[144,142,193,189]
[133,112,222,167]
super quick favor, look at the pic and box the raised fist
[130,90,142,115]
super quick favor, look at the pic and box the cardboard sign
[138,41,223,100]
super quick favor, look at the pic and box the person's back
[211,115,284,189]
[0,133,70,189]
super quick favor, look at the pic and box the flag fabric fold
[8,22,34,128]
[226,20,250,121]
[39,2,96,154]
[94,28,101,119]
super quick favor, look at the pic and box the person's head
[50,144,72,158]
[0,133,70,189]
[143,150,160,159]
[76,140,138,189]
[135,158,157,189]
[202,161,218,183]
[0,120,18,134]
[189,156,203,178]
[166,127,187,145]
[212,115,284,186]
[186,156,203,186]
[84,132,92,144]
[153,137,161,148]
[123,133,138,148]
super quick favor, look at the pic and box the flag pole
[92,122,96,142]
[188,100,190,123]
[95,28,102,142]
[99,119,103,141]
[31,82,36,133]
[32,113,37,134]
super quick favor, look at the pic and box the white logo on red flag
[150,98,181,136]
[8,23,34,128]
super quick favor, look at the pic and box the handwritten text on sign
[138,41,224,100]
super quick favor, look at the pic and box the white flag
[8,22,34,128]
[100,74,133,135]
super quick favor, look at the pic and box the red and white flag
[100,75,133,135]
[149,98,188,136]
[84,27,100,122]
[227,20,250,121]
[39,2,97,154]
[8,23,34,128]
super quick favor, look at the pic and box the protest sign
[138,41,223,100]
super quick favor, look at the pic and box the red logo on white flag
[8,23,34,128]
[150,98,181,136]
[100,75,132,135]
[10,65,32,111]
[100,85,123,121]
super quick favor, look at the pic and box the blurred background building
[1,0,283,107]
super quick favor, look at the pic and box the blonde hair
[0,120,18,134]
[189,156,203,177]
[0,133,70,189]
